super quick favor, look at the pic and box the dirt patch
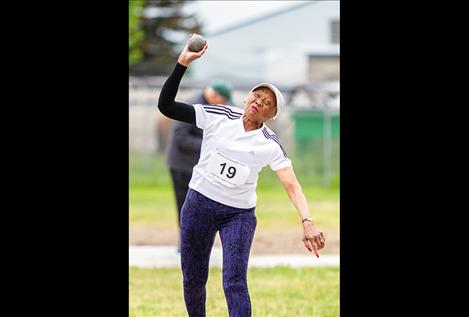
[130,227,339,255]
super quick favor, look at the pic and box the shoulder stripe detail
[262,128,288,158]
[261,127,281,142]
[204,107,242,118]
[205,109,242,120]
[203,105,243,116]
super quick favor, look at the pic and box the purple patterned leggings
[180,188,257,317]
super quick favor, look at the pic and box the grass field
[129,153,339,191]
[130,153,340,316]
[130,266,339,317]
[130,154,339,232]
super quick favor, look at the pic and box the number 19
[220,163,237,179]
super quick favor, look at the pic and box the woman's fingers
[303,238,312,252]
[308,240,319,258]
[303,231,326,256]
[315,233,325,249]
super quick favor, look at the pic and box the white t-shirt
[188,104,292,208]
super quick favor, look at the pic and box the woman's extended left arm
[275,166,326,257]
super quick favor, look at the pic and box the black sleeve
[157,63,196,124]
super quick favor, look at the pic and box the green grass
[130,153,340,191]
[130,186,339,235]
[130,154,340,316]
[130,153,339,232]
[130,266,339,317]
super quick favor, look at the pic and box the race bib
[205,151,250,188]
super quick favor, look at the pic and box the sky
[184,1,311,33]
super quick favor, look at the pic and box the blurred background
[130,1,340,316]
[130,0,339,187]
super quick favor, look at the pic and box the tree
[129,0,144,64]
[129,0,203,76]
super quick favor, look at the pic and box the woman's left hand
[302,222,325,258]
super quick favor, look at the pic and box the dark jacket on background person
[165,93,205,173]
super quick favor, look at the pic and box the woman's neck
[242,115,263,132]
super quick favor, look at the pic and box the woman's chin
[245,112,258,121]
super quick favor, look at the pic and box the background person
[165,82,233,250]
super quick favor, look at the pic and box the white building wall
[190,1,340,85]
[264,50,309,85]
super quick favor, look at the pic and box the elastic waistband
[187,188,256,212]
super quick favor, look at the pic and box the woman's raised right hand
[177,34,208,67]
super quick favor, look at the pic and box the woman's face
[244,87,277,122]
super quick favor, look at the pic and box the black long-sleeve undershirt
[157,63,196,124]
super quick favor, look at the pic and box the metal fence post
[323,107,332,187]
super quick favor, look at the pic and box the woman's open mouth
[250,105,259,112]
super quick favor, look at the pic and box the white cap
[249,83,285,120]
